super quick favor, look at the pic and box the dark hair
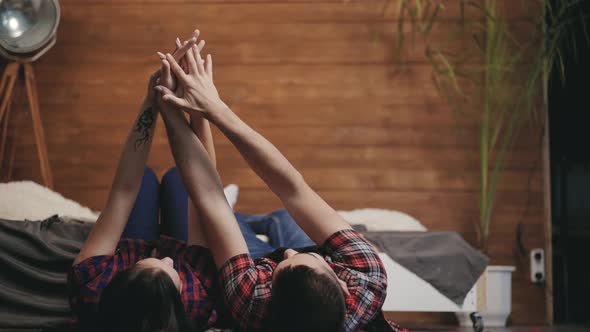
[270,265,346,332]
[96,266,194,332]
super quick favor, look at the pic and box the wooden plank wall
[3,0,547,325]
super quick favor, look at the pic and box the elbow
[107,185,139,206]
[290,169,307,191]
[113,182,139,194]
[111,177,142,197]
[276,170,307,199]
[188,179,228,207]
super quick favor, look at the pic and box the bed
[339,209,487,317]
[0,181,487,330]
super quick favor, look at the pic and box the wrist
[204,101,231,123]
[189,112,206,127]
[141,98,157,113]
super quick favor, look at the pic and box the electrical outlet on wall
[530,248,545,284]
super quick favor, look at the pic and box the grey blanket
[0,217,486,329]
[0,216,92,329]
[359,231,489,305]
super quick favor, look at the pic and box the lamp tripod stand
[0,62,53,189]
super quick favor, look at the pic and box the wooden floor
[1,0,548,325]
[2,326,588,332]
[412,327,590,332]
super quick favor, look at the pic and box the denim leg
[236,209,315,249]
[160,167,188,242]
[158,167,285,257]
[234,212,274,259]
[121,167,160,241]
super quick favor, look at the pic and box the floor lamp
[0,0,60,189]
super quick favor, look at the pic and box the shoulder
[323,230,385,274]
[322,230,389,331]
[68,239,147,302]
[218,254,276,330]
[219,254,276,292]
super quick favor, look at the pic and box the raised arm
[156,47,248,266]
[174,36,218,166]
[73,39,199,265]
[161,34,216,247]
[209,106,352,244]
[170,34,217,166]
[73,72,161,265]
[157,44,351,245]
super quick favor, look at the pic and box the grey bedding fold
[0,216,92,328]
[359,231,489,305]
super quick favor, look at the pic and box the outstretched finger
[206,54,213,79]
[165,53,189,83]
[172,29,200,58]
[184,42,198,74]
[180,41,190,73]
[193,44,205,74]
[172,29,205,61]
[197,39,206,52]
[172,36,197,63]
[160,59,172,82]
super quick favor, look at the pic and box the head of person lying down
[270,248,349,332]
[96,257,191,332]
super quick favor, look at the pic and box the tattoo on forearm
[134,106,155,150]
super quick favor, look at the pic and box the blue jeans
[234,210,315,259]
[122,167,315,259]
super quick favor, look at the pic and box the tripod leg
[6,104,19,182]
[24,63,53,189]
[0,63,18,180]
[0,63,18,130]
[0,97,12,170]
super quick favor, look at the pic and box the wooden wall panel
[2,0,547,325]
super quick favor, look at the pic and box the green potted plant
[390,0,587,326]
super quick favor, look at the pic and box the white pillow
[337,208,427,232]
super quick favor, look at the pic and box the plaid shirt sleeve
[322,229,388,332]
[67,239,145,323]
[218,253,275,331]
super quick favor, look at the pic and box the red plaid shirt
[67,236,232,330]
[219,229,405,332]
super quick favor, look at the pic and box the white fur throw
[0,181,240,222]
[0,181,99,221]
